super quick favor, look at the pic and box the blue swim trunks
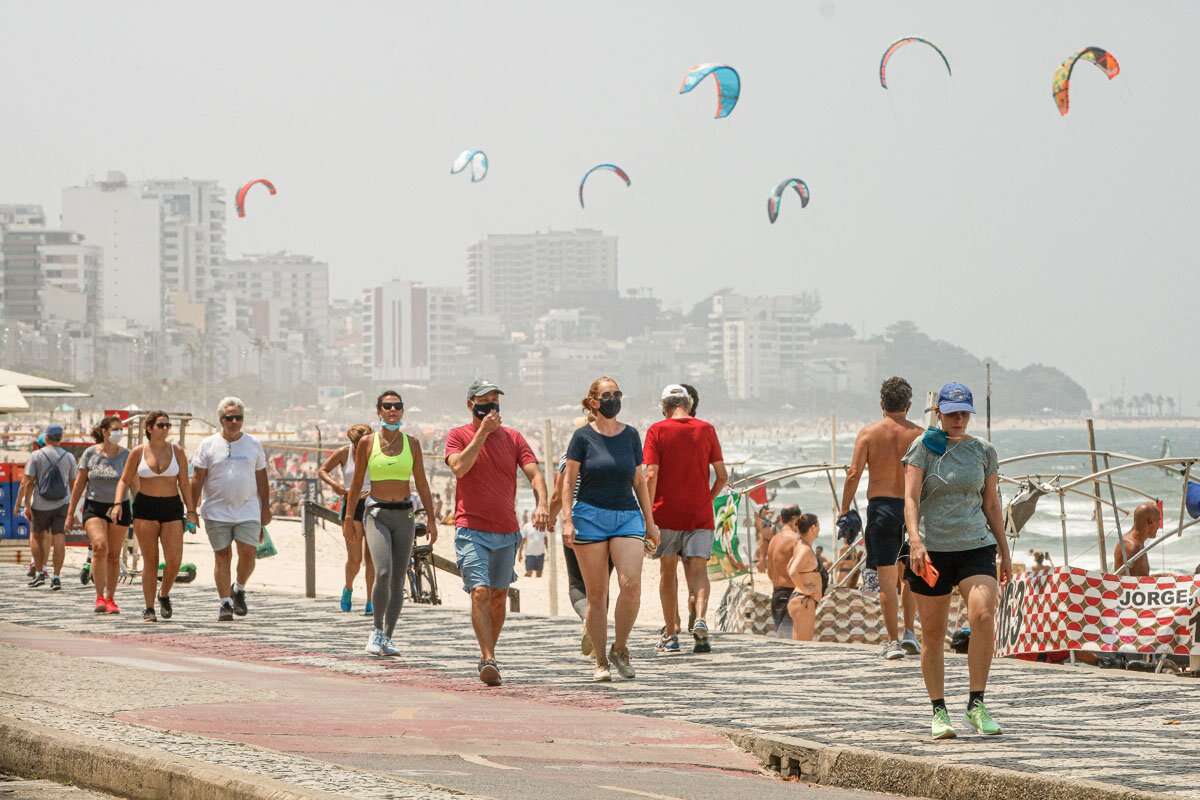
[455,527,519,592]
[571,500,645,544]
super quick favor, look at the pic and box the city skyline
[1,2,1196,403]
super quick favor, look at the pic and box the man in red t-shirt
[644,384,727,654]
[444,379,549,687]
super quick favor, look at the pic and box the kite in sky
[679,64,741,118]
[451,149,489,182]
[578,163,631,209]
[879,37,951,88]
[767,178,810,224]
[1052,47,1120,116]
[235,178,276,219]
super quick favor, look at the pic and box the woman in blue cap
[902,382,1011,740]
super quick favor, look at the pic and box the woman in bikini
[319,423,375,614]
[112,411,198,622]
[786,513,824,641]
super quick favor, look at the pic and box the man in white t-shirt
[518,510,547,577]
[190,397,270,622]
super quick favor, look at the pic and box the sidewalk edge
[726,729,1173,800]
[0,714,341,800]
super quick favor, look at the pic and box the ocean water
[729,425,1200,574]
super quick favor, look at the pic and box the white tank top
[343,445,370,493]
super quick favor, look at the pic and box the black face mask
[597,397,622,419]
[473,401,499,419]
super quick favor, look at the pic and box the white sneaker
[608,646,635,679]
[380,636,399,656]
[593,663,612,682]
[365,629,384,656]
[901,630,921,655]
[860,568,880,599]
[882,640,905,660]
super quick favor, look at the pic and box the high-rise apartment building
[465,229,617,331]
[39,233,102,325]
[708,290,820,399]
[62,172,226,331]
[362,280,461,384]
[221,252,330,341]
[0,204,48,325]
[0,205,100,327]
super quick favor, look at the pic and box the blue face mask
[380,419,403,431]
[922,426,948,456]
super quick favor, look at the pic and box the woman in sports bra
[345,391,437,657]
[318,423,375,614]
[113,410,198,623]
[786,513,824,641]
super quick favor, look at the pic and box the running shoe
[363,600,373,616]
[340,587,353,612]
[882,640,905,660]
[231,586,248,617]
[104,598,120,615]
[608,645,635,679]
[28,572,46,588]
[932,707,957,739]
[381,637,400,657]
[218,603,234,622]
[143,608,157,623]
[655,632,681,655]
[158,595,173,620]
[479,658,501,686]
[50,576,62,591]
[860,568,880,599]
[581,626,594,657]
[94,597,107,614]
[593,662,612,682]
[692,619,712,654]
[900,630,921,655]
[965,702,1002,735]
[365,629,384,656]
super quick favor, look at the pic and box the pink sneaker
[104,598,120,615]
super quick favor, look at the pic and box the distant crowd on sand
[18,373,1038,739]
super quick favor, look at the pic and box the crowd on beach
[15,373,1016,740]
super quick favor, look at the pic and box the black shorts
[83,499,132,527]
[339,497,366,523]
[132,493,184,523]
[905,544,997,597]
[771,586,793,630]
[865,498,906,569]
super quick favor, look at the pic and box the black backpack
[36,448,69,502]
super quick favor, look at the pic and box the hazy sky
[2,2,1196,405]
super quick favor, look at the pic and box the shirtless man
[839,377,922,661]
[766,506,803,638]
[1113,502,1160,576]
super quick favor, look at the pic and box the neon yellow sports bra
[368,431,413,482]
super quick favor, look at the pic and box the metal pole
[544,418,559,617]
[1086,419,1108,572]
[830,414,839,519]
[1103,453,1129,567]
[1058,490,1070,567]
[303,506,316,598]
[986,362,992,442]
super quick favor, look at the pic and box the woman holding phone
[902,382,1011,740]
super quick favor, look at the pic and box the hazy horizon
[2,1,1196,404]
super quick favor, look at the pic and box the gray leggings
[363,502,416,637]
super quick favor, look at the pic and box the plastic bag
[256,526,278,558]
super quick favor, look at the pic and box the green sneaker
[964,702,1002,735]
[931,707,957,739]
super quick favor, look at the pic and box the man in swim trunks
[839,377,922,660]
[1113,502,1160,577]
[766,505,803,638]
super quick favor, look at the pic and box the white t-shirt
[192,433,268,523]
[522,523,546,557]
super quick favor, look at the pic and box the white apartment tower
[708,291,820,400]
[465,229,617,331]
[221,252,330,341]
[362,280,461,384]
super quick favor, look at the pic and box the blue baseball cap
[44,424,64,440]
[937,383,975,414]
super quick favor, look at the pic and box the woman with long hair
[66,415,131,614]
[345,391,438,656]
[319,423,376,614]
[112,411,198,622]
[902,382,1011,739]
[561,377,659,681]
[785,513,824,641]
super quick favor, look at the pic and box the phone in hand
[915,558,940,588]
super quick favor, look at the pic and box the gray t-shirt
[24,446,79,511]
[902,435,998,552]
[79,445,129,503]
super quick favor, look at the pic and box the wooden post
[830,414,839,519]
[303,506,316,598]
[1086,419,1108,572]
[544,418,559,617]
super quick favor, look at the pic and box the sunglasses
[598,390,623,401]
[153,422,172,430]
[222,414,244,422]
[379,402,404,411]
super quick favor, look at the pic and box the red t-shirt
[444,424,537,534]
[643,417,724,531]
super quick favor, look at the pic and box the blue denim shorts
[455,527,518,592]
[572,500,645,544]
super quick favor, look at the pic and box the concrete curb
[0,715,343,800]
[726,730,1173,800]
